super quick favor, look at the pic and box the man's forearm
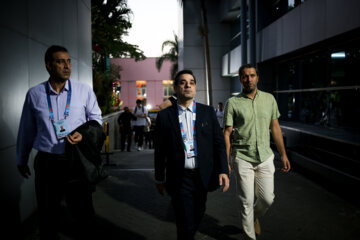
[271,126,287,157]
[224,137,231,164]
[223,127,233,164]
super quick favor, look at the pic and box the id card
[53,119,70,139]
[185,140,196,158]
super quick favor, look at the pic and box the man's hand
[281,155,291,172]
[156,183,167,196]
[66,131,82,145]
[219,173,230,192]
[18,165,31,178]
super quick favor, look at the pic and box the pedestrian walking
[155,69,229,240]
[16,45,103,240]
[118,106,136,152]
[132,99,148,151]
[223,64,291,240]
[215,102,224,130]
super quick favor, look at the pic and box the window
[162,80,174,100]
[136,80,147,99]
[271,42,360,130]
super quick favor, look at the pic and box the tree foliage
[92,0,145,65]
[92,0,146,114]
[156,33,178,80]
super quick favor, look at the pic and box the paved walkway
[24,146,360,239]
[90,147,360,240]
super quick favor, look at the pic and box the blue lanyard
[46,80,72,121]
[178,100,196,140]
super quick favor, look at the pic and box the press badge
[53,119,70,139]
[185,140,196,158]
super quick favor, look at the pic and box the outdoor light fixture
[331,51,345,59]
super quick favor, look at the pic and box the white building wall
[0,0,92,231]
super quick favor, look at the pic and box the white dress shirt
[178,104,197,169]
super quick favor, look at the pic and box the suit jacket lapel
[168,105,183,145]
[195,103,203,134]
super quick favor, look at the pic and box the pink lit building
[110,57,174,110]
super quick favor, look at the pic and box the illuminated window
[163,80,174,99]
[136,80,147,99]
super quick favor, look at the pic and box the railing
[101,111,122,164]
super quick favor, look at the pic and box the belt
[38,151,68,161]
[184,168,199,174]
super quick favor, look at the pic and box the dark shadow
[21,209,146,240]
[97,169,175,222]
[97,166,243,239]
[0,116,23,239]
[198,214,243,240]
[60,214,146,240]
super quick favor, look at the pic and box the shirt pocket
[198,121,211,137]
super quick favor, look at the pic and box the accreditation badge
[53,119,70,139]
[185,139,196,158]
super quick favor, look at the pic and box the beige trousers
[233,154,275,240]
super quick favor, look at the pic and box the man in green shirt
[224,64,291,240]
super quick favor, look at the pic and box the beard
[242,85,256,94]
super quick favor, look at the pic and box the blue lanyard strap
[178,100,196,140]
[46,80,72,121]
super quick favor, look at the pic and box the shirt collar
[239,89,260,99]
[47,79,70,94]
[177,103,194,113]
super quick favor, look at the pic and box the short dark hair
[174,69,196,86]
[136,99,142,104]
[238,64,259,77]
[45,45,68,64]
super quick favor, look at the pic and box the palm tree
[156,33,178,80]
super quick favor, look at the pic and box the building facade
[179,0,360,195]
[110,58,174,110]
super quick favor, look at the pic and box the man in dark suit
[155,69,230,240]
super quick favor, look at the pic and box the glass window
[271,41,360,130]
[162,80,174,99]
[136,80,147,99]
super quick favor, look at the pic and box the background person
[118,106,135,152]
[132,99,148,151]
[215,102,224,130]
[159,94,177,110]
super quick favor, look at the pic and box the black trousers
[120,130,132,151]
[170,169,208,240]
[34,151,94,240]
[133,126,144,147]
[144,130,154,149]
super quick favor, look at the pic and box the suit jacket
[66,120,107,185]
[154,102,228,193]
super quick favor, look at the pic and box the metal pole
[241,0,247,65]
[249,0,256,65]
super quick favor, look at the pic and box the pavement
[25,144,360,240]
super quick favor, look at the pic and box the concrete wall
[180,0,232,107]
[258,0,360,62]
[0,0,92,231]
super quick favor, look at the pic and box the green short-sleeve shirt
[224,90,280,163]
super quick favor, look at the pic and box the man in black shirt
[117,107,135,152]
